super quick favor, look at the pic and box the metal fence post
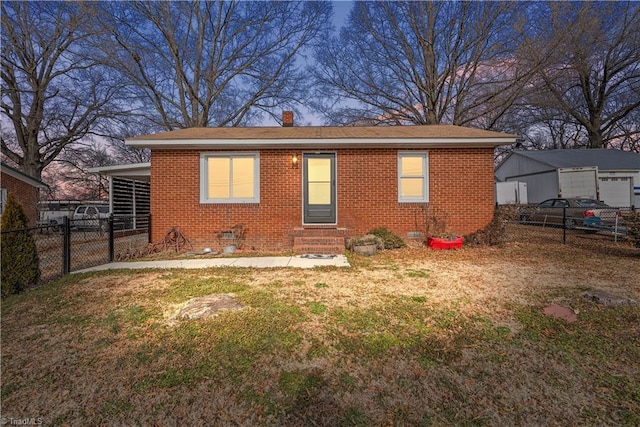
[62,216,71,274]
[562,206,567,245]
[148,213,152,244]
[108,214,115,262]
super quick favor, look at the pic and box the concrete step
[293,236,345,254]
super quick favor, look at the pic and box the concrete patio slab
[288,255,351,268]
[229,257,293,268]
[74,254,350,273]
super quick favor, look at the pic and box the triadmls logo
[0,418,44,426]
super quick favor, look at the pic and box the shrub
[463,206,515,247]
[1,193,40,296]
[623,211,640,248]
[368,227,406,249]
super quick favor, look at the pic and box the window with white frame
[398,152,429,202]
[200,152,260,203]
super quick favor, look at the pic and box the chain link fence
[1,215,150,290]
[499,204,633,248]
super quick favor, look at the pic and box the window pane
[401,177,424,198]
[208,157,230,199]
[308,158,331,182]
[308,182,331,204]
[401,156,423,176]
[232,157,255,198]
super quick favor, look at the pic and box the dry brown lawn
[2,234,639,426]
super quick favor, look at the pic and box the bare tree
[46,142,113,200]
[519,2,640,149]
[96,1,332,129]
[1,1,123,180]
[312,1,529,127]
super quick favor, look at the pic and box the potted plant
[216,224,246,254]
[347,234,383,256]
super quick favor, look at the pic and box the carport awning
[88,163,151,223]
[88,163,150,182]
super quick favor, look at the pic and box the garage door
[599,177,632,207]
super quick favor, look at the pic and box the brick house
[127,117,517,252]
[1,162,47,226]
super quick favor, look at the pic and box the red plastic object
[426,236,463,250]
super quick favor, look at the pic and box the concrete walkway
[74,254,350,274]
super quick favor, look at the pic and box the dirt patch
[543,304,578,322]
[172,294,244,321]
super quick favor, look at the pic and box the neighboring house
[1,162,48,226]
[126,115,518,251]
[495,149,640,207]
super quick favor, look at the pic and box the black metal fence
[3,206,635,292]
[1,215,151,289]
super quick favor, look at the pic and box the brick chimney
[282,111,294,127]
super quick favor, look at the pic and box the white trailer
[496,181,528,205]
[557,167,599,199]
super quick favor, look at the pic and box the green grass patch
[1,383,19,400]
[331,307,388,334]
[157,271,250,302]
[514,303,640,362]
[338,372,358,391]
[405,268,430,278]
[148,294,305,387]
[133,343,166,366]
[272,369,329,420]
[101,306,156,335]
[278,370,326,400]
[340,406,370,426]
[511,302,640,423]
[307,301,327,315]
[306,339,331,359]
[328,298,514,362]
[100,398,133,418]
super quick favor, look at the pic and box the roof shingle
[127,125,519,149]
[129,125,517,141]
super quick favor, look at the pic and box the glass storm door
[303,153,336,224]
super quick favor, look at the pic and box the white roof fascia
[88,163,151,176]
[127,138,517,149]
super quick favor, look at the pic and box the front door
[303,153,336,224]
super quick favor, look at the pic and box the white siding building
[495,149,640,208]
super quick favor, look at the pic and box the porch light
[292,153,298,167]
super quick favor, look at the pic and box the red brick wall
[150,148,496,250]
[1,172,40,226]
